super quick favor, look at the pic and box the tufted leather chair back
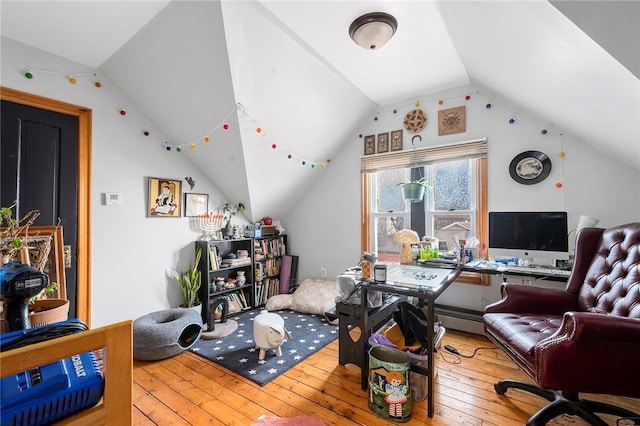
[569,223,640,318]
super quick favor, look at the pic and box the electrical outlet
[320,267,327,279]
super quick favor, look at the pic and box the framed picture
[148,177,181,217]
[438,105,466,136]
[377,132,389,153]
[364,135,375,155]
[390,130,403,151]
[184,193,208,217]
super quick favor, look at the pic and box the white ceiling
[2,0,639,221]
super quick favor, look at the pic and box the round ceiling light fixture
[349,12,398,50]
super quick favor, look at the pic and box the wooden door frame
[1,87,92,326]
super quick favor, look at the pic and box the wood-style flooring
[133,329,640,425]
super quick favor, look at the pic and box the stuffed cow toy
[253,310,291,360]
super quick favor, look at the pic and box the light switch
[105,192,121,206]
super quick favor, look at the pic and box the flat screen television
[489,211,569,253]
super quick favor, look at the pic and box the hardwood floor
[133,329,640,425]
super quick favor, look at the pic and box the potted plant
[0,202,40,264]
[221,202,245,237]
[397,177,432,203]
[29,281,70,327]
[171,247,202,314]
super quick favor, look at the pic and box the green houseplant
[221,202,246,238]
[397,177,432,203]
[171,247,202,308]
[0,202,40,263]
[221,202,246,228]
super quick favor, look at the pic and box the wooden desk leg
[361,287,369,390]
[426,297,435,418]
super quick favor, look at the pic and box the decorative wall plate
[509,150,551,185]
[404,109,427,133]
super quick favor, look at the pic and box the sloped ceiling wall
[94,0,639,221]
[438,1,639,169]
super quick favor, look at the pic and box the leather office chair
[484,222,640,426]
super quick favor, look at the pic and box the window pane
[375,216,405,262]
[376,169,408,213]
[433,214,472,251]
[433,159,471,211]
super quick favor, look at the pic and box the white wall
[286,84,640,311]
[2,37,239,327]
[3,37,638,326]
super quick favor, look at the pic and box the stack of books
[221,257,252,267]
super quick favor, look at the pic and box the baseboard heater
[435,304,483,323]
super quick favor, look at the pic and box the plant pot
[401,183,426,203]
[29,298,69,327]
[180,303,203,323]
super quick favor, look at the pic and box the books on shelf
[256,236,286,258]
[221,257,252,267]
[255,278,280,306]
[226,290,249,314]
[208,245,220,270]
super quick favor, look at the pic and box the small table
[361,263,462,419]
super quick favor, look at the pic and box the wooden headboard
[0,320,132,425]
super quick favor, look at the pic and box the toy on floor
[253,310,291,360]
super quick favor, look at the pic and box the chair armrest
[535,312,640,396]
[562,311,640,342]
[484,283,578,315]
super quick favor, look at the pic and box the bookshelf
[195,239,255,328]
[253,235,288,306]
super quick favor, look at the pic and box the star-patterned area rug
[189,308,339,386]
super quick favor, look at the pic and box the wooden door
[0,87,92,325]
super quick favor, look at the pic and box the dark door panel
[1,100,79,317]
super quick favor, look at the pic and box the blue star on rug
[189,309,338,386]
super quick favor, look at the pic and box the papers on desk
[465,259,507,272]
[384,264,453,290]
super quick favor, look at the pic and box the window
[361,139,488,284]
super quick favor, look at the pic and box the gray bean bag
[133,308,202,360]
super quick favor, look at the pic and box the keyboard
[505,265,571,277]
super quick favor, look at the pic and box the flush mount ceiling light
[349,12,397,50]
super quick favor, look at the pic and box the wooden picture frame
[184,193,208,217]
[148,177,181,217]
[15,226,66,299]
[364,135,375,155]
[391,130,403,151]
[377,132,389,153]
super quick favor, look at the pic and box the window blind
[360,138,487,174]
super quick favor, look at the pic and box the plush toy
[253,310,291,360]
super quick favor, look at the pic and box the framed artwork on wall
[364,135,375,155]
[377,132,389,153]
[184,193,208,217]
[148,177,181,217]
[391,130,403,151]
[438,105,466,136]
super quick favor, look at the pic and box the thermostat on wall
[104,192,121,206]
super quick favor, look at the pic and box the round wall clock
[404,109,427,133]
[509,150,552,185]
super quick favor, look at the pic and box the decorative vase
[223,226,233,239]
[236,271,246,286]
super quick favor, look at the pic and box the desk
[361,263,462,419]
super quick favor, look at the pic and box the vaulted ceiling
[2,1,638,221]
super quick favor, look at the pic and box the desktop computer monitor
[488,211,569,262]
